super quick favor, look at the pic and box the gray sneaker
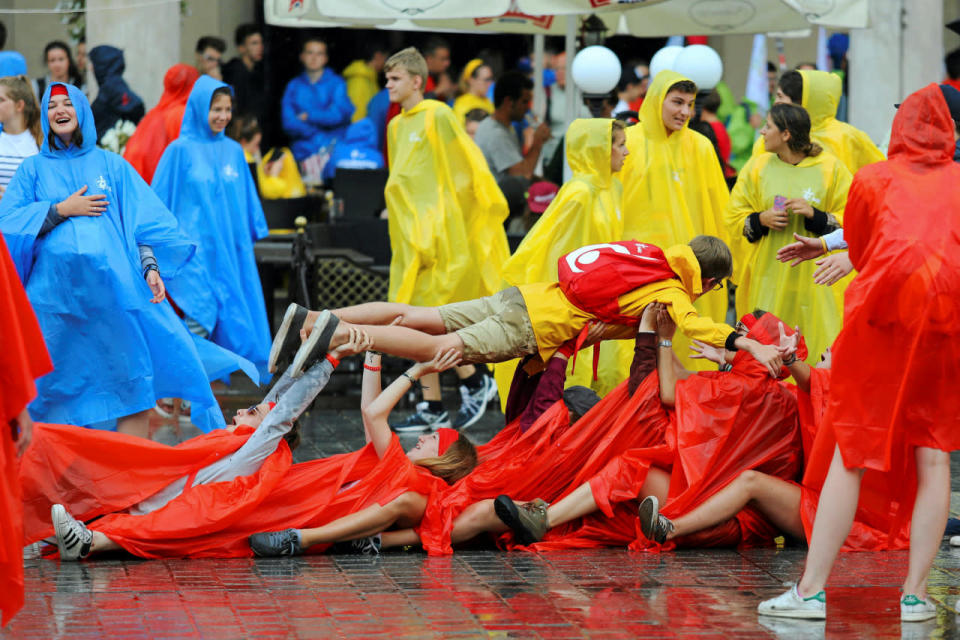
[638,496,674,544]
[494,495,548,545]
[249,529,303,557]
[391,401,451,433]
[453,375,498,430]
[331,534,382,556]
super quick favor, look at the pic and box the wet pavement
[6,369,960,639]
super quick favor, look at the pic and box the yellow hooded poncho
[751,70,884,175]
[725,148,853,363]
[495,119,625,399]
[620,70,731,371]
[386,99,509,306]
[343,59,379,121]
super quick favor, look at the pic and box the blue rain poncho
[0,82,251,432]
[152,76,271,378]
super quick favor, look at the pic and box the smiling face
[610,127,628,173]
[47,92,77,140]
[208,92,232,134]
[406,431,440,462]
[232,402,271,429]
[661,89,695,134]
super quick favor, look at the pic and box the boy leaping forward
[269,235,785,385]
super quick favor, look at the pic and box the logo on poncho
[96,175,111,192]
[801,187,821,205]
[223,164,240,180]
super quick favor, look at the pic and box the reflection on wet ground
[8,399,960,639]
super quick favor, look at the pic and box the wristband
[820,236,828,255]
[363,364,381,371]
[658,339,673,348]
[402,371,418,384]
[783,353,797,366]
[325,354,340,368]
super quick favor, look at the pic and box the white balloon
[673,44,724,90]
[571,45,621,95]
[648,45,683,81]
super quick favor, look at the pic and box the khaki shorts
[437,287,538,364]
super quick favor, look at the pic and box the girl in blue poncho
[0,82,250,437]
[152,75,271,379]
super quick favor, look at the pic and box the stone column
[86,0,180,109]
[849,0,943,146]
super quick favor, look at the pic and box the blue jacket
[0,82,251,431]
[323,118,384,181]
[281,69,354,160]
[365,87,390,150]
[153,75,272,379]
[89,45,145,142]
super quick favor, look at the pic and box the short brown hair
[611,118,625,144]
[667,79,698,95]
[385,47,428,93]
[689,235,732,281]
[414,436,478,484]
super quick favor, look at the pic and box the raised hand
[655,303,676,340]
[689,340,727,365]
[416,348,461,376]
[583,321,609,348]
[812,252,854,286]
[777,322,801,357]
[777,233,825,266]
[57,185,108,217]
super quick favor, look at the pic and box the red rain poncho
[21,423,444,558]
[1,232,52,626]
[123,64,199,183]
[826,83,960,472]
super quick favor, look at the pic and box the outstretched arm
[655,304,692,406]
[362,349,461,459]
[778,322,813,393]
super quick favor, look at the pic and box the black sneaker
[494,495,548,545]
[390,401,451,433]
[268,303,310,374]
[638,495,674,544]
[290,310,340,378]
[330,534,382,556]
[453,374,498,430]
[51,504,92,561]
[249,529,303,557]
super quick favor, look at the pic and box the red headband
[50,84,68,98]
[436,428,459,456]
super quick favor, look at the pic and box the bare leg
[797,446,864,597]
[320,303,447,334]
[420,372,443,402]
[545,467,671,530]
[116,408,151,439]
[902,447,950,599]
[325,321,466,363]
[380,529,421,549]
[668,470,803,540]
[451,499,509,543]
[455,364,477,380]
[88,530,121,555]
[299,492,427,548]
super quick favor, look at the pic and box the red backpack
[556,241,678,379]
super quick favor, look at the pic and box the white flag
[817,27,829,71]
[745,34,769,115]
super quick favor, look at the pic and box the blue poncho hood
[88,45,125,85]
[0,51,27,77]
[180,75,232,142]
[40,82,98,158]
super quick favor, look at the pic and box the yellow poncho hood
[665,243,703,298]
[799,69,841,129]
[639,70,693,141]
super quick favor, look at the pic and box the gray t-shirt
[474,116,523,180]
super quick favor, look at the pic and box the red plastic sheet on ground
[1,232,51,626]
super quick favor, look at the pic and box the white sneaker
[758,584,826,619]
[950,535,960,546]
[901,594,936,622]
[51,504,92,561]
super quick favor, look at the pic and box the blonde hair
[0,76,42,147]
[384,47,428,94]
[414,437,478,485]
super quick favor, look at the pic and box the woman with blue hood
[152,76,271,378]
[0,82,250,437]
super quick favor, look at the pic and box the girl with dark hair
[152,76,272,379]
[32,41,82,101]
[724,102,852,367]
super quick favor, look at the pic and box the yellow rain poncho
[725,149,853,363]
[620,70,731,371]
[386,99,509,306]
[751,70,884,175]
[495,118,625,399]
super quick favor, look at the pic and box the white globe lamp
[673,44,724,90]
[648,45,683,83]
[571,45,621,116]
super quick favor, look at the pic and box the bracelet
[658,339,673,348]
[363,364,381,371]
[325,354,340,368]
[367,350,382,357]
[401,371,418,384]
[783,353,797,366]
[820,236,828,255]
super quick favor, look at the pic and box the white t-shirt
[0,129,39,190]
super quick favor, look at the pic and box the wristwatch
[658,339,673,348]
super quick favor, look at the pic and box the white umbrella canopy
[621,0,869,36]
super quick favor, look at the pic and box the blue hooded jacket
[0,82,252,431]
[0,51,27,77]
[89,45,145,142]
[152,75,271,378]
[323,118,384,181]
[281,68,353,161]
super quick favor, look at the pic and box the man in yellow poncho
[727,103,852,364]
[494,118,629,399]
[751,69,884,175]
[384,47,510,432]
[620,70,731,371]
